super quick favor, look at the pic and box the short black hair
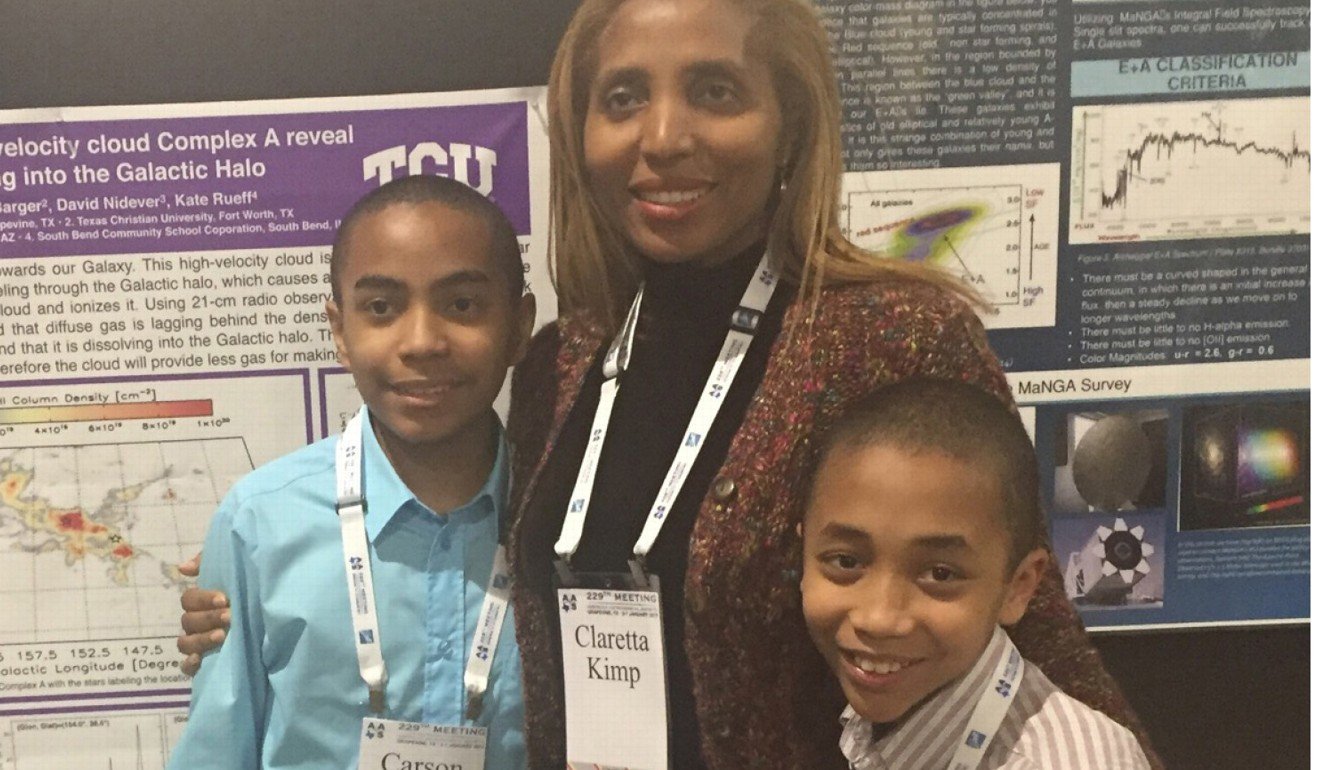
[811,377,1042,570]
[330,174,524,304]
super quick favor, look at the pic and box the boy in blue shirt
[168,175,535,769]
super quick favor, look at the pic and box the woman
[181,0,1157,767]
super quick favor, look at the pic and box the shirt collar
[838,626,1012,768]
[359,411,509,543]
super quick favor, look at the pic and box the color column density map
[0,439,252,644]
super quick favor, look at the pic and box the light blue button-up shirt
[168,416,525,769]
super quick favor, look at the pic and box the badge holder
[555,557,670,770]
[357,720,487,770]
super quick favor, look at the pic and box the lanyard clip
[464,685,484,722]
[628,558,649,590]
[369,688,387,715]
[554,557,577,587]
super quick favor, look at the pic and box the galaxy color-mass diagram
[890,205,983,264]
[842,163,1060,330]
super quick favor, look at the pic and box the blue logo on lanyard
[350,556,364,571]
[358,630,375,644]
[996,679,1012,697]
[684,432,702,446]
[965,730,987,749]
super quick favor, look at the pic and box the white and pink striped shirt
[838,627,1150,770]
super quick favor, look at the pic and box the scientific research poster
[817,0,1308,631]
[0,4,1310,764]
[0,88,551,769]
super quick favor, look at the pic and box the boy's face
[327,201,534,459]
[800,443,1044,724]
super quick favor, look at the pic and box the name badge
[558,586,668,769]
[357,719,487,770]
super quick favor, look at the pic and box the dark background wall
[2,2,1307,767]
[1,1,579,106]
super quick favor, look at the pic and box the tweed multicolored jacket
[506,278,1157,769]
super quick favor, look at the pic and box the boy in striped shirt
[800,378,1150,769]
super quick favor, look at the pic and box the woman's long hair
[547,0,981,329]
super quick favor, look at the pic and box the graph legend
[0,400,213,426]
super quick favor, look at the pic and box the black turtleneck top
[518,241,793,767]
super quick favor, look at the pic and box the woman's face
[583,0,784,268]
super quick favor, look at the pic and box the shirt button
[712,477,736,502]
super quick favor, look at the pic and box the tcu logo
[995,679,1012,697]
[475,644,490,661]
[363,142,499,195]
[350,556,364,571]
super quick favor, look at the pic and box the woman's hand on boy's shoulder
[175,552,231,676]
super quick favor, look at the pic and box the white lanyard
[553,250,779,585]
[946,634,1025,770]
[336,406,512,718]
